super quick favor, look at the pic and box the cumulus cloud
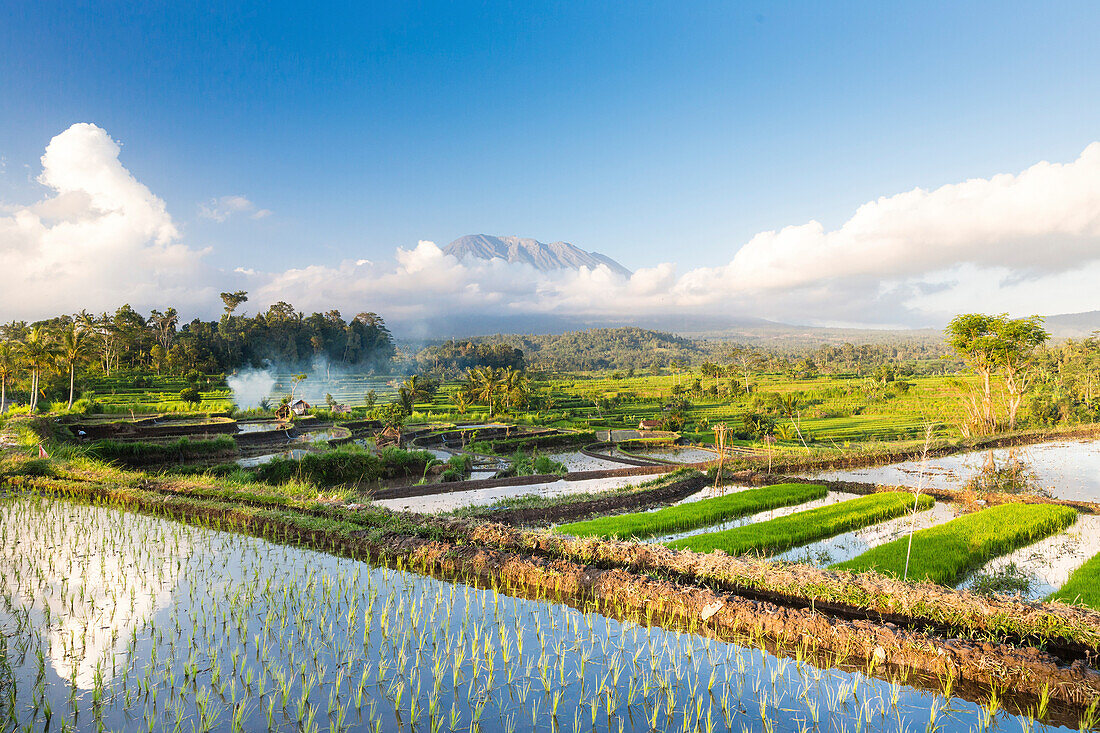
[247,143,1100,327]
[0,123,217,319]
[6,124,1100,329]
[199,194,270,222]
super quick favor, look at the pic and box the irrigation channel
[0,495,1096,733]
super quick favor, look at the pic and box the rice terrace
[5,4,1100,732]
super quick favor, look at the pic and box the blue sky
[2,2,1100,327]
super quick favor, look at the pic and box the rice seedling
[667,492,933,556]
[1047,550,1100,609]
[554,482,826,539]
[834,503,1078,585]
[0,494,1086,732]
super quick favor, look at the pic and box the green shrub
[85,436,236,465]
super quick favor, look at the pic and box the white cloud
[5,124,1100,329]
[199,194,269,222]
[0,123,216,319]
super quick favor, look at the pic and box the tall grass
[254,444,435,487]
[556,483,825,540]
[833,503,1078,585]
[1047,551,1100,610]
[668,492,933,556]
[84,436,237,464]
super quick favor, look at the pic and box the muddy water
[806,439,1100,502]
[236,448,312,467]
[235,420,285,433]
[957,514,1100,600]
[629,446,718,463]
[373,474,649,513]
[544,450,625,471]
[0,497,1083,732]
[652,491,863,544]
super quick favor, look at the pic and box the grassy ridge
[668,491,933,556]
[555,483,826,540]
[834,503,1078,585]
[1047,551,1100,610]
[254,445,436,487]
[85,436,236,464]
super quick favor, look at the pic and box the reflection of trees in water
[964,448,1050,497]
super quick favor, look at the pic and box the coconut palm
[18,327,58,411]
[59,324,91,409]
[0,341,17,414]
[467,366,503,415]
[502,368,530,410]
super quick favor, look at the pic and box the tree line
[0,292,396,411]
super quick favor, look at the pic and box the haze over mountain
[444,235,632,277]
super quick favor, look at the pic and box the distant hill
[474,327,714,371]
[1044,311,1100,338]
[444,234,632,276]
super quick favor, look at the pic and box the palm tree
[0,341,17,414]
[400,375,434,405]
[451,389,471,415]
[59,324,91,409]
[18,327,58,411]
[467,366,503,415]
[502,368,530,409]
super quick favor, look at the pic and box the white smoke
[227,368,277,409]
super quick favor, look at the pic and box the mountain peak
[443,234,631,276]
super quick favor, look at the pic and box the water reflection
[1,496,1087,732]
[808,440,1100,502]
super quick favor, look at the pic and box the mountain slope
[444,234,631,276]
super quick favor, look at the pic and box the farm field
[556,482,825,539]
[667,492,934,556]
[834,503,1080,584]
[4,496,1088,733]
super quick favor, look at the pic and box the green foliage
[834,503,1077,585]
[557,483,826,540]
[179,386,202,405]
[85,436,236,465]
[669,492,933,556]
[507,451,567,476]
[1048,551,1100,609]
[252,444,435,486]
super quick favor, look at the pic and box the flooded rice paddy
[957,514,1100,600]
[1,496,1086,732]
[626,447,718,464]
[543,451,626,472]
[374,475,646,513]
[651,491,863,544]
[807,439,1100,502]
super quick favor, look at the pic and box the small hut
[376,425,402,448]
[332,403,352,415]
[638,419,663,431]
[290,399,312,416]
[275,404,293,421]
